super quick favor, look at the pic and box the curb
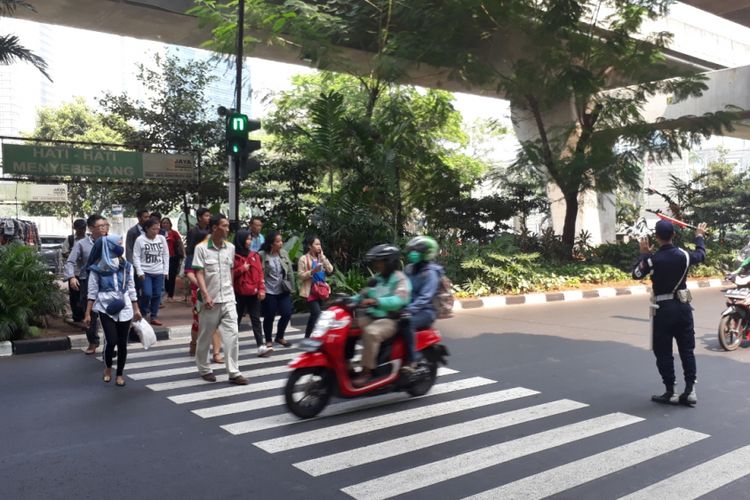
[452,278,726,311]
[0,278,728,358]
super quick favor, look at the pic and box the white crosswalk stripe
[340,412,644,500]
[620,443,750,500]
[192,366,458,419]
[221,376,495,435]
[254,386,540,453]
[113,328,302,360]
[295,398,588,476]
[465,428,709,500]
[119,336,750,500]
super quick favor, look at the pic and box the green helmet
[405,236,438,263]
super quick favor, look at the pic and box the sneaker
[679,387,697,406]
[257,345,270,357]
[400,362,418,374]
[651,391,679,404]
[229,375,249,385]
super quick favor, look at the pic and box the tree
[669,148,750,241]
[0,1,50,80]
[99,53,228,216]
[23,97,131,218]
[192,0,739,255]
[254,71,489,247]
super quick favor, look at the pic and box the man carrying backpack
[403,236,444,372]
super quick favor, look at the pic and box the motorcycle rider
[351,244,412,388]
[402,236,441,372]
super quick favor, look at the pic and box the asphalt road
[2,287,750,499]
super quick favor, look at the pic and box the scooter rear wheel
[406,360,438,397]
[285,367,334,419]
[719,314,745,351]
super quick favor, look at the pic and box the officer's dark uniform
[631,220,705,404]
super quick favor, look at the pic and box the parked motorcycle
[284,297,450,418]
[718,287,750,351]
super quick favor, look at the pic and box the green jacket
[259,249,296,294]
[356,270,411,318]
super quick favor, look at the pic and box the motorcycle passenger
[351,244,412,388]
[402,236,441,372]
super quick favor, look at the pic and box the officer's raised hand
[639,236,651,254]
[695,222,708,237]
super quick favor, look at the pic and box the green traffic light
[232,144,240,153]
[231,116,246,131]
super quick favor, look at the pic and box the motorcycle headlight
[311,311,351,338]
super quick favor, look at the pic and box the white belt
[654,293,675,302]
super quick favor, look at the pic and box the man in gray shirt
[64,214,109,354]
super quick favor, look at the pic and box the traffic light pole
[229,0,245,230]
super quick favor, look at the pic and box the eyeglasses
[94,223,110,229]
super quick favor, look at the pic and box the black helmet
[365,244,401,263]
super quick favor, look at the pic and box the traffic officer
[632,219,707,406]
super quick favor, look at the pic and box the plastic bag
[132,318,157,350]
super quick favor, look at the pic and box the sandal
[212,353,225,364]
[102,369,112,383]
[275,338,292,348]
[115,377,126,387]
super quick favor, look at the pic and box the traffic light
[226,112,249,155]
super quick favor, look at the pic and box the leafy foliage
[669,148,750,241]
[0,1,50,80]
[99,53,228,215]
[192,0,740,255]
[0,242,66,340]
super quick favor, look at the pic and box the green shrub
[0,243,67,341]
[593,241,640,271]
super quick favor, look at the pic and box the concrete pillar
[510,102,617,245]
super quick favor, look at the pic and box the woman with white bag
[84,235,142,387]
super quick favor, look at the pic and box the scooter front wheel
[719,314,745,351]
[285,367,334,419]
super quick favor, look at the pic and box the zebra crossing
[120,326,750,499]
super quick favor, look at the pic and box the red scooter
[284,297,450,418]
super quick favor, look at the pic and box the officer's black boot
[679,382,697,406]
[651,384,678,404]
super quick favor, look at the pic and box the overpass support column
[510,102,617,246]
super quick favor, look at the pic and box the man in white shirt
[192,214,248,385]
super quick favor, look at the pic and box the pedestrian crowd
[62,205,450,390]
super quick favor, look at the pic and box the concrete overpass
[7,1,750,243]
[8,1,750,96]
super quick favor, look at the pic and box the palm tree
[0,0,51,81]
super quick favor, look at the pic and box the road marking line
[193,365,458,418]
[296,398,588,476]
[129,360,292,380]
[619,443,750,500]
[126,347,296,370]
[254,386,539,453]
[466,428,709,500]
[340,412,643,500]
[221,376,493,435]
[168,378,287,404]
[110,331,304,360]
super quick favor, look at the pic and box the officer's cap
[655,220,674,239]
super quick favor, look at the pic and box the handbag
[311,281,331,300]
[104,264,129,315]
